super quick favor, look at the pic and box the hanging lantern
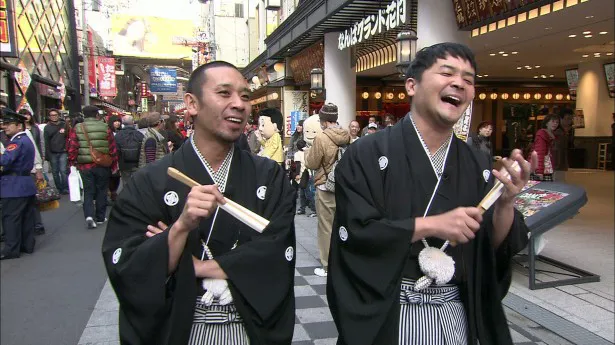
[398,93,406,100]
[490,92,498,100]
[310,68,324,93]
[501,93,509,100]
[544,93,553,100]
[361,92,369,99]
[523,93,531,100]
[555,93,564,100]
[478,93,487,100]
[534,93,542,100]
[566,94,571,100]
[396,31,418,78]
[512,93,520,100]
[386,92,394,100]
[374,92,382,99]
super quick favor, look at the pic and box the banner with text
[0,0,18,57]
[97,57,117,97]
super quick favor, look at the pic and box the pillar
[324,31,356,129]
[416,0,468,50]
[575,61,614,138]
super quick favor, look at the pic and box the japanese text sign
[97,57,117,97]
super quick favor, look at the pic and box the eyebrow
[216,83,251,94]
[440,64,475,78]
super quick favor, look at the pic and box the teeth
[227,118,241,123]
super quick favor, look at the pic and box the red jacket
[533,129,555,174]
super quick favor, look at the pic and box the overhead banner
[111,15,195,59]
[149,67,177,93]
[0,0,18,57]
[97,57,117,97]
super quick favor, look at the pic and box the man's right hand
[173,185,226,233]
[414,207,483,245]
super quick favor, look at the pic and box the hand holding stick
[167,167,269,233]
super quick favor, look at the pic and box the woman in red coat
[532,114,560,181]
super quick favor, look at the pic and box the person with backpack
[114,115,144,186]
[305,102,350,277]
[138,112,169,168]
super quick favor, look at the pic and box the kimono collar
[408,115,453,179]
[190,135,234,193]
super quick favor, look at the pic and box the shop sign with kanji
[97,57,117,97]
[338,0,409,51]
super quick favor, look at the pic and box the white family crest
[378,156,389,170]
[256,186,267,200]
[285,246,294,261]
[482,169,490,183]
[112,248,122,265]
[164,191,179,206]
[339,226,349,241]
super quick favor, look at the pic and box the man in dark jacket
[44,108,69,194]
[67,105,118,229]
[114,115,144,185]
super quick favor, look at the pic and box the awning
[0,61,20,73]
[91,98,127,113]
[32,74,61,87]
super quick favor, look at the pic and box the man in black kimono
[327,43,535,344]
[102,61,296,345]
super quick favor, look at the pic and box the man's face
[405,54,475,128]
[184,66,251,143]
[2,122,21,137]
[349,121,360,136]
[368,117,376,124]
[367,128,376,135]
[48,111,60,123]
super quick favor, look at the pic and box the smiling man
[102,61,297,345]
[327,43,535,344]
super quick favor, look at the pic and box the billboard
[1,0,18,57]
[149,67,177,93]
[111,15,196,59]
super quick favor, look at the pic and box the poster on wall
[453,102,473,142]
[0,0,18,57]
[573,109,585,129]
[149,68,178,93]
[283,90,309,138]
[603,62,615,98]
[565,69,579,100]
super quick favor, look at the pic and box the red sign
[0,0,18,57]
[87,29,96,93]
[140,83,148,97]
[97,57,116,97]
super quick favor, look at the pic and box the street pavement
[0,192,597,345]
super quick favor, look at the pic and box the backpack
[322,145,347,193]
[118,130,144,163]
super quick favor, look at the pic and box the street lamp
[310,68,324,94]
[396,30,418,78]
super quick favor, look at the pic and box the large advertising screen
[111,15,195,59]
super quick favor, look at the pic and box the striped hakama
[398,278,468,345]
[188,298,250,345]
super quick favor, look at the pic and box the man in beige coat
[305,103,350,277]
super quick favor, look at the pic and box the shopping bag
[36,180,61,211]
[68,166,83,202]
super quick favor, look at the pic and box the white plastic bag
[68,166,83,202]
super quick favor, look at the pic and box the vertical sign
[97,57,116,97]
[283,90,308,137]
[453,102,473,142]
[0,0,18,57]
[87,29,97,94]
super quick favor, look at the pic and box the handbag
[36,180,60,204]
[298,169,309,189]
[81,122,113,167]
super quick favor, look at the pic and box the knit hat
[319,103,338,123]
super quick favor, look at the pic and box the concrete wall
[417,0,469,49]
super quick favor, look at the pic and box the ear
[184,93,199,118]
[405,77,417,97]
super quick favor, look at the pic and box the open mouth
[226,117,243,124]
[441,95,462,107]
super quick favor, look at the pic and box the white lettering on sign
[338,0,407,51]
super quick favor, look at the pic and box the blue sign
[290,111,306,133]
[149,68,177,93]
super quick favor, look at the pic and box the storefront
[0,0,80,118]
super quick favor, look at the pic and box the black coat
[327,115,529,345]
[102,143,297,345]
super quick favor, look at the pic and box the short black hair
[82,105,100,118]
[296,139,306,151]
[558,107,574,118]
[406,42,477,82]
[186,61,241,101]
[48,108,60,115]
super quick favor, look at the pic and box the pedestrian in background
[107,115,122,202]
[44,108,69,194]
[67,105,119,229]
[19,108,46,235]
[531,114,559,181]
[114,115,144,186]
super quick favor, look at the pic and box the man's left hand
[492,149,537,205]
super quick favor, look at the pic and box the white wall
[575,60,615,137]
[213,1,250,67]
[416,0,468,49]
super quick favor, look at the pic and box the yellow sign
[111,15,195,59]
